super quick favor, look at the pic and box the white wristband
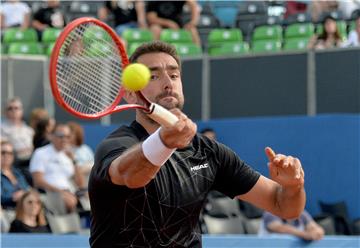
[142,128,175,166]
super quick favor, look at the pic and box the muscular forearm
[275,184,306,219]
[109,144,161,188]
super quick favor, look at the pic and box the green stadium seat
[160,29,193,43]
[128,42,142,55]
[42,28,62,44]
[208,29,243,44]
[7,43,44,55]
[46,43,55,56]
[0,44,6,54]
[283,38,310,51]
[252,25,282,41]
[285,23,315,39]
[209,42,249,56]
[83,26,112,47]
[173,43,202,57]
[251,40,281,53]
[3,28,37,43]
[316,21,347,39]
[86,42,113,57]
[122,29,153,43]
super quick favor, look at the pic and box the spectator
[29,108,55,131]
[337,0,360,20]
[1,97,34,164]
[200,127,216,140]
[146,0,201,45]
[33,117,53,150]
[308,15,343,49]
[344,15,360,47]
[9,190,51,233]
[30,123,85,213]
[309,1,339,22]
[32,0,65,40]
[1,140,30,209]
[259,210,325,241]
[284,1,308,19]
[67,121,94,184]
[98,0,147,36]
[0,0,30,30]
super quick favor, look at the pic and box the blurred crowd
[0,0,359,53]
[1,97,94,233]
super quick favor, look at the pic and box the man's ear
[123,90,137,104]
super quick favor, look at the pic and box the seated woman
[67,121,94,184]
[9,190,51,233]
[1,140,30,209]
[308,15,343,49]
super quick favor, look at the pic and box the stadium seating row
[1,18,356,57]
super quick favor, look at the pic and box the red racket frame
[49,17,150,119]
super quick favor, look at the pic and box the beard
[137,91,184,124]
[154,91,184,110]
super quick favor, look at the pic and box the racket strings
[56,22,123,115]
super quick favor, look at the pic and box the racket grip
[148,103,179,127]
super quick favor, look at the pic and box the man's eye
[170,74,179,79]
[150,75,158,80]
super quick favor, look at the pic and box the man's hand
[159,109,197,149]
[265,147,304,188]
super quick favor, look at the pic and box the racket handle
[148,103,179,127]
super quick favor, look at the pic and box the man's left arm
[238,147,305,219]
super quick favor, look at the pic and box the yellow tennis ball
[122,63,150,91]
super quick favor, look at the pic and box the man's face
[51,125,71,151]
[136,52,184,110]
[5,100,23,121]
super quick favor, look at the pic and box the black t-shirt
[33,7,65,28]
[9,219,51,233]
[89,121,260,248]
[105,1,137,26]
[146,1,185,27]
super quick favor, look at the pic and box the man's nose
[162,74,173,90]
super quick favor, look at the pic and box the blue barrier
[83,114,360,220]
[2,234,360,248]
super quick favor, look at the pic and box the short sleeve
[29,149,46,173]
[211,142,260,198]
[91,136,138,184]
[301,210,313,226]
[263,212,282,228]
[23,3,31,14]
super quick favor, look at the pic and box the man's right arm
[108,110,197,188]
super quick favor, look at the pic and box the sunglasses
[1,150,14,155]
[53,132,71,139]
[6,106,21,111]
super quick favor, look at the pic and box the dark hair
[33,117,50,145]
[319,15,342,41]
[200,128,215,134]
[129,41,181,69]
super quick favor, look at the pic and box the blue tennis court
[2,234,360,248]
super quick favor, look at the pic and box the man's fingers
[265,147,276,161]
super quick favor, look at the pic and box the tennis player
[88,41,305,247]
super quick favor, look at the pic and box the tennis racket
[49,17,178,127]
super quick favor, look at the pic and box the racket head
[49,17,129,119]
